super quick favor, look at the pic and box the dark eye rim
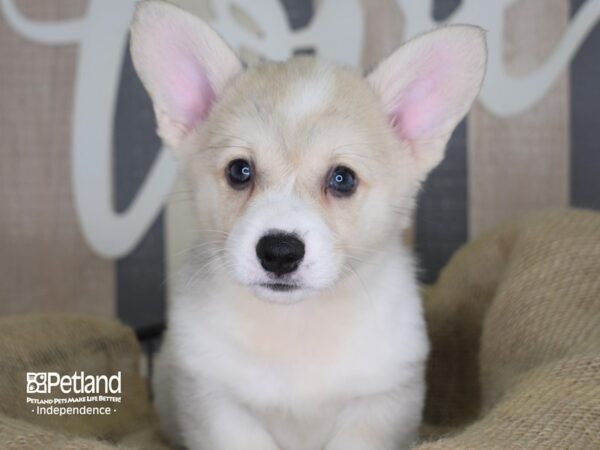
[326,165,358,197]
[226,158,254,190]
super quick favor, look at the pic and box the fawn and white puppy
[130,2,486,449]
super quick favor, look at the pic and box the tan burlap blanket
[415,209,600,449]
[1,209,598,449]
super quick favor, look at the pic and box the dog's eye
[226,159,253,189]
[327,166,357,197]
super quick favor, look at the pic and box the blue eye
[227,159,253,189]
[328,166,357,196]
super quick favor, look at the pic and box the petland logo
[26,372,122,416]
[27,371,121,394]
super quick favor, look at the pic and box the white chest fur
[156,247,428,449]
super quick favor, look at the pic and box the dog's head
[131,1,486,303]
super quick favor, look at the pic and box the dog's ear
[367,25,486,177]
[130,1,242,151]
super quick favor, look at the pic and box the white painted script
[1,0,598,257]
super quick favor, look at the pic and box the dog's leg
[325,390,422,450]
[180,392,279,450]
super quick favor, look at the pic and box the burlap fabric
[0,315,169,449]
[0,209,598,449]
[415,209,600,449]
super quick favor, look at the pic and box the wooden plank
[360,0,405,70]
[0,1,115,317]
[468,0,570,237]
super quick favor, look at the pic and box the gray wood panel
[570,0,600,211]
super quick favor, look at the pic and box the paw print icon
[26,372,48,394]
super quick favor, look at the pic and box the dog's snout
[256,233,305,276]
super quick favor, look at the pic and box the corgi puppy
[130,2,486,449]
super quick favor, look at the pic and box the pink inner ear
[384,48,464,142]
[390,78,438,141]
[164,52,215,129]
[132,2,244,142]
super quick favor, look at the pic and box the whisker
[191,229,230,237]
[174,240,227,258]
[335,244,379,253]
[183,250,228,291]
[346,262,374,307]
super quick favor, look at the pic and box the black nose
[256,233,305,276]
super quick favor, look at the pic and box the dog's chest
[179,288,418,410]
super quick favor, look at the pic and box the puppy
[130,2,486,449]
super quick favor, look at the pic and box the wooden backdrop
[1,0,598,331]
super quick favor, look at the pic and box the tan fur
[183,58,418,261]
